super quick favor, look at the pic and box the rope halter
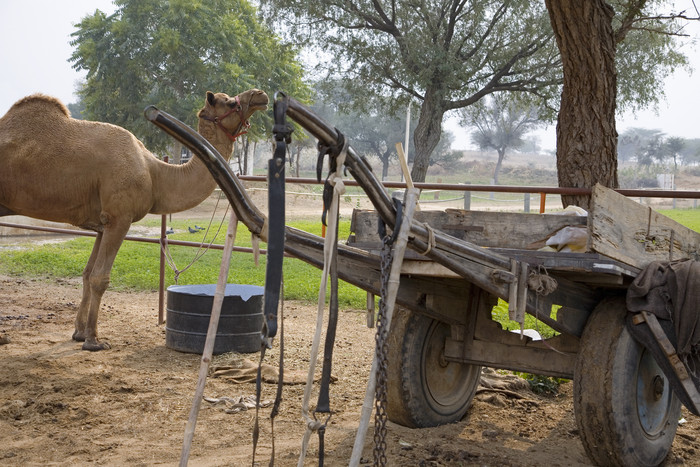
[200,94,251,142]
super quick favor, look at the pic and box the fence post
[159,155,169,325]
[524,193,530,213]
[539,192,546,213]
[463,182,471,210]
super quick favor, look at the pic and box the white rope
[297,144,347,467]
[159,195,229,283]
[418,222,436,255]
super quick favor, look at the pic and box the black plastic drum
[165,284,264,354]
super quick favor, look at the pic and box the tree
[618,127,663,163]
[638,132,666,168]
[262,0,561,182]
[665,136,685,172]
[70,0,310,158]
[310,80,417,180]
[545,0,694,208]
[66,101,86,121]
[349,112,417,180]
[680,138,700,165]
[263,0,693,192]
[428,132,461,172]
[462,95,540,184]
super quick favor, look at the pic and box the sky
[1,1,699,152]
[0,1,117,114]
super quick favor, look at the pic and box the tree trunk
[252,141,257,175]
[411,88,445,182]
[170,141,183,164]
[545,0,619,210]
[243,137,250,175]
[493,148,506,185]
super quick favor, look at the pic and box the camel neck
[148,121,234,214]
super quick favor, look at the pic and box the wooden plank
[400,260,460,278]
[350,208,586,248]
[642,311,700,413]
[445,337,576,379]
[589,184,700,269]
[491,248,638,276]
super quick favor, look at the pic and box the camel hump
[7,94,71,118]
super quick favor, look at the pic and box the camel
[0,89,268,350]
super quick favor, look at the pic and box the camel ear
[206,91,216,106]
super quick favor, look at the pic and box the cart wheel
[574,296,681,467]
[386,307,481,428]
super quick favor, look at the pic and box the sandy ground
[0,274,699,466]
[2,184,700,466]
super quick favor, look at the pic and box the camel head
[197,89,268,143]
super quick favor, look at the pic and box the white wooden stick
[349,188,420,467]
[395,142,415,191]
[179,210,239,466]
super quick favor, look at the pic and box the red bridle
[201,94,251,142]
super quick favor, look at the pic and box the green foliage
[513,371,567,396]
[491,298,558,339]
[262,0,696,183]
[612,0,691,115]
[265,0,559,111]
[0,218,365,308]
[262,0,559,181]
[311,81,415,180]
[70,0,311,152]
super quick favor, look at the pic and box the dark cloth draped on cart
[626,259,700,387]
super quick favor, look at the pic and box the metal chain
[373,236,393,467]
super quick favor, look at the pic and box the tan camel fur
[0,89,268,350]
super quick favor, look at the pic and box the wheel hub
[652,375,665,401]
[637,348,673,436]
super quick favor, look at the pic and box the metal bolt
[653,375,665,401]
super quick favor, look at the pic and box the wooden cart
[348,186,700,467]
[146,98,700,466]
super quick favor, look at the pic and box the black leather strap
[262,93,292,344]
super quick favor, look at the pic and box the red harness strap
[202,95,251,142]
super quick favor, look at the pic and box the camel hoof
[82,340,111,351]
[72,331,86,342]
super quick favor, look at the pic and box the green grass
[658,208,700,232]
[2,206,698,323]
[0,217,366,308]
[491,298,559,339]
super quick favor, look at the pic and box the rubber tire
[574,296,681,467]
[386,306,481,428]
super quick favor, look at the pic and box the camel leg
[78,221,130,351]
[73,232,102,342]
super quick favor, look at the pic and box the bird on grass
[188,226,199,234]
[165,227,174,235]
[194,225,206,231]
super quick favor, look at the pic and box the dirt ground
[0,274,699,467]
[2,183,700,466]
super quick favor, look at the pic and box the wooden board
[350,208,586,249]
[588,184,700,269]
